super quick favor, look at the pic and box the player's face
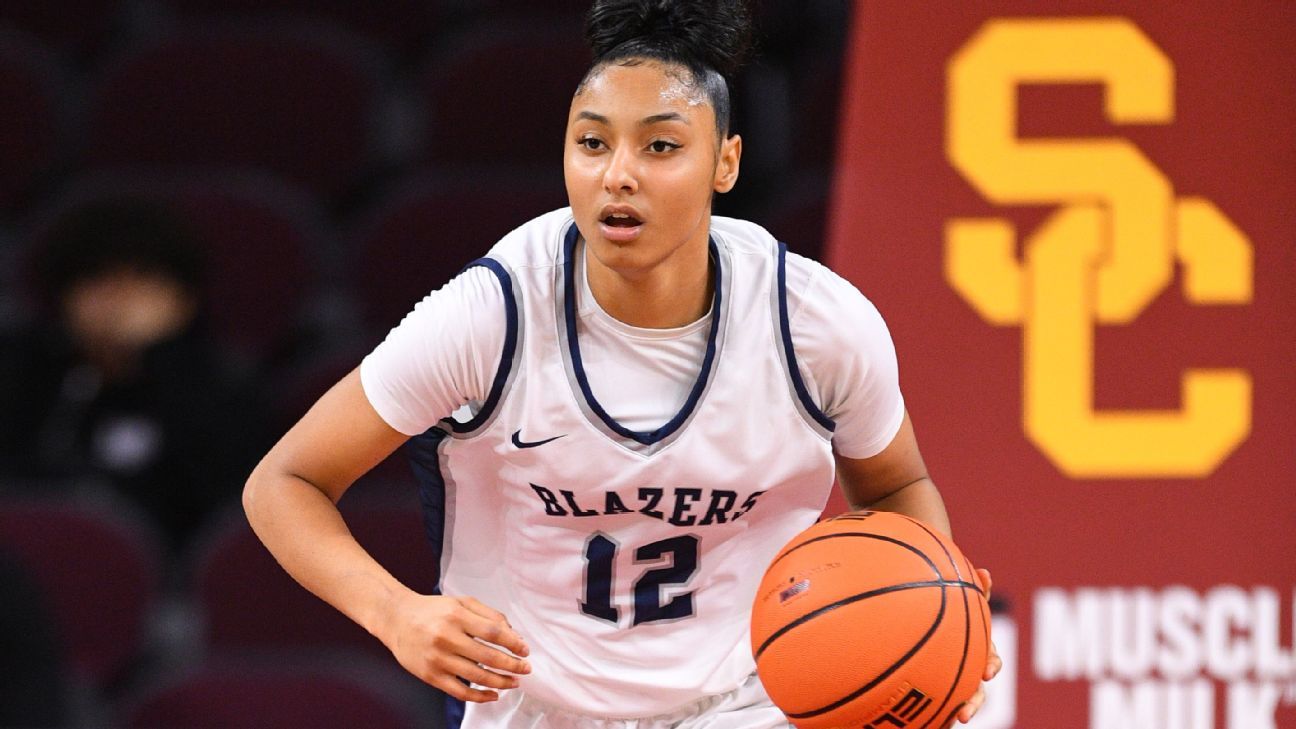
[564,61,741,278]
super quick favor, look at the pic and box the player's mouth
[598,205,644,242]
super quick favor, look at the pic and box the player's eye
[648,140,681,153]
[578,136,606,151]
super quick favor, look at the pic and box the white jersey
[365,208,904,719]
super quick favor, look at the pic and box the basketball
[750,511,990,728]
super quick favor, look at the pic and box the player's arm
[834,413,1001,723]
[792,265,949,534]
[242,368,529,702]
[833,409,951,537]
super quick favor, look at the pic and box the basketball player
[243,1,1000,726]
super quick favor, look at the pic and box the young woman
[243,1,999,726]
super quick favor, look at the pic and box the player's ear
[714,134,741,193]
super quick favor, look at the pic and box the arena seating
[0,3,849,723]
[191,502,438,658]
[349,170,567,331]
[0,1,119,57]
[419,24,590,167]
[0,27,65,214]
[123,655,438,729]
[0,492,162,689]
[84,25,387,200]
[162,0,444,59]
[761,172,831,259]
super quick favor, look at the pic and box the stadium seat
[84,25,387,199]
[476,0,591,20]
[22,172,327,363]
[0,492,163,689]
[265,343,418,494]
[0,1,119,57]
[162,0,444,60]
[789,53,845,173]
[419,24,590,167]
[123,655,436,729]
[192,502,439,658]
[265,344,370,437]
[759,174,830,261]
[0,26,65,214]
[349,170,567,331]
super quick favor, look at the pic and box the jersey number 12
[581,533,699,626]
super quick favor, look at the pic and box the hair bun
[585,0,753,79]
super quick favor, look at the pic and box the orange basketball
[750,511,990,729]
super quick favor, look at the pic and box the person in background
[0,200,268,555]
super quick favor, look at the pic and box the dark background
[0,1,852,727]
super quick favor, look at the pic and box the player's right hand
[378,592,532,702]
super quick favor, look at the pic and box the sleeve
[359,265,506,436]
[787,261,906,459]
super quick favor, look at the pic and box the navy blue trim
[777,241,836,432]
[443,258,518,434]
[403,426,463,727]
[443,695,465,728]
[404,427,451,589]
[562,224,722,445]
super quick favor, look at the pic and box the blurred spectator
[0,550,67,728]
[0,201,268,554]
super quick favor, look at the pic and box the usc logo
[944,18,1252,478]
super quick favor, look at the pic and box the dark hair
[581,0,754,137]
[35,199,205,301]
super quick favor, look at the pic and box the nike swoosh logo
[511,430,566,449]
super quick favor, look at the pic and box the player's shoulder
[782,247,865,304]
[783,249,888,338]
[709,214,780,257]
[707,216,878,320]
[484,207,575,270]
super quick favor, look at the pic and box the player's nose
[602,145,639,195]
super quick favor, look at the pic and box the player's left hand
[957,568,1002,724]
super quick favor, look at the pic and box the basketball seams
[908,520,979,729]
[756,523,974,721]
[936,705,965,729]
[752,512,991,727]
[765,531,945,579]
[753,580,976,660]
[914,583,977,729]
[785,580,947,720]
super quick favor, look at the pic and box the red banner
[826,3,1296,727]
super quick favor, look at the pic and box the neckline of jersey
[560,222,726,447]
[574,242,714,342]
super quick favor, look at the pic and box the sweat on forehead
[574,58,732,135]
